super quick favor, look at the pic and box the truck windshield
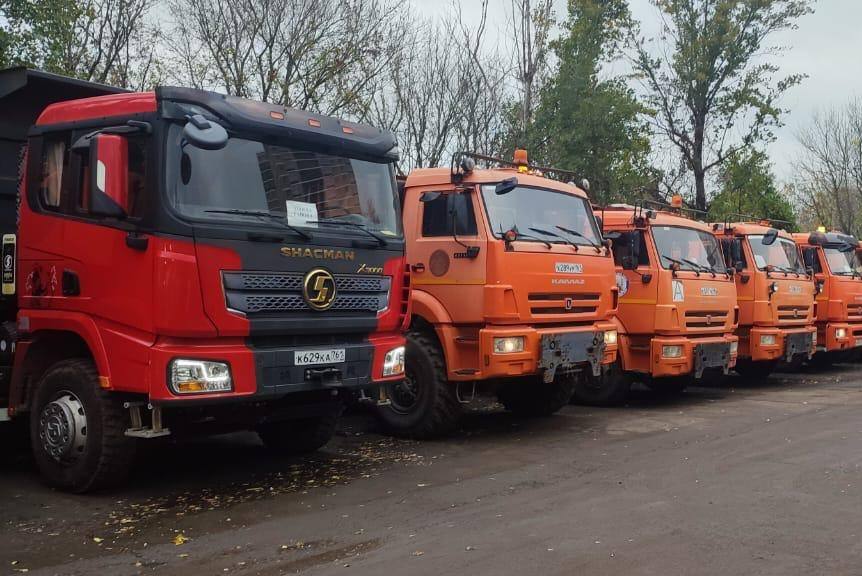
[653,226,724,273]
[749,235,805,273]
[169,129,401,236]
[824,247,862,276]
[480,185,600,247]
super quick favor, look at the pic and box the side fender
[409,289,453,327]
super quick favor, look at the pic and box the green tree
[632,0,813,211]
[529,0,655,204]
[708,149,796,229]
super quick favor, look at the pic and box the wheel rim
[38,391,87,462]
[387,367,421,415]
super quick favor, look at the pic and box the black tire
[376,330,460,439]
[257,408,341,455]
[30,359,136,493]
[571,361,631,406]
[644,374,693,394]
[498,375,574,417]
[807,351,834,370]
[734,359,777,380]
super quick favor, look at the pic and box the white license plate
[295,348,346,366]
[855,338,862,347]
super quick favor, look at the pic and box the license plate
[295,348,346,366]
[855,338,862,348]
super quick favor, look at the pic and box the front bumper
[817,322,862,352]
[747,326,816,362]
[476,322,618,382]
[650,334,738,378]
[148,333,404,403]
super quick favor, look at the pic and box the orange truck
[377,151,619,437]
[713,222,816,377]
[574,203,738,404]
[792,231,862,362]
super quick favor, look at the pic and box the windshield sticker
[555,262,583,274]
[286,200,319,228]
[672,279,685,302]
[616,272,629,297]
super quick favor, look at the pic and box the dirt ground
[2,364,862,575]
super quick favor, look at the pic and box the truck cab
[577,203,738,404]
[1,69,408,491]
[793,231,862,361]
[714,222,816,378]
[379,151,618,437]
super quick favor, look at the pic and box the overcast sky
[410,0,859,183]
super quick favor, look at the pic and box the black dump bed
[0,68,125,237]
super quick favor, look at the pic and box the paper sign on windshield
[285,201,318,228]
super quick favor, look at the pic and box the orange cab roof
[715,221,794,240]
[599,205,714,234]
[404,167,589,199]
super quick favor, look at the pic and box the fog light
[382,345,405,377]
[170,359,232,394]
[760,334,777,346]
[730,341,738,355]
[836,328,847,339]
[494,336,525,354]
[662,345,683,358]
[604,330,618,345]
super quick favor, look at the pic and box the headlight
[603,330,618,345]
[382,345,405,377]
[836,327,847,339]
[170,359,232,394]
[760,334,777,346]
[494,336,525,354]
[730,341,738,355]
[662,345,683,358]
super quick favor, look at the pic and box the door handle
[126,232,149,251]
[411,263,426,273]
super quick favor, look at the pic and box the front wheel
[30,359,136,493]
[497,375,575,417]
[376,331,461,439]
[571,361,631,406]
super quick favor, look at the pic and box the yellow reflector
[176,380,206,392]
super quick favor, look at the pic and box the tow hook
[124,402,171,438]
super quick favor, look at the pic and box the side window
[40,134,72,210]
[809,248,822,274]
[421,193,477,237]
[721,238,747,269]
[611,231,649,267]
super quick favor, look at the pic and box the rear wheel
[257,408,341,455]
[497,375,574,417]
[734,359,778,380]
[30,359,136,493]
[571,361,631,406]
[376,330,460,438]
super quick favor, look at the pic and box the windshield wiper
[501,226,551,249]
[661,254,698,274]
[768,264,798,277]
[307,218,387,246]
[681,257,715,277]
[555,225,602,253]
[204,209,312,240]
[529,227,579,251]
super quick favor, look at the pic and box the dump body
[402,167,618,383]
[716,222,816,364]
[793,231,862,353]
[0,68,407,489]
[602,206,738,379]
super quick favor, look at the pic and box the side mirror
[762,228,779,246]
[495,177,518,195]
[183,114,228,150]
[420,191,442,203]
[803,247,816,269]
[734,261,744,273]
[88,134,129,218]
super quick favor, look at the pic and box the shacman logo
[281,247,355,261]
[302,268,337,311]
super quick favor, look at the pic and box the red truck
[0,68,408,492]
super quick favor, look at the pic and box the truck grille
[223,271,391,315]
[778,304,810,324]
[528,292,600,316]
[685,310,729,328]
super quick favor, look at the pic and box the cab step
[124,402,171,438]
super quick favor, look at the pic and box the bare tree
[508,0,554,142]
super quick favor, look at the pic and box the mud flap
[784,332,814,362]
[693,342,732,378]
[539,332,606,383]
